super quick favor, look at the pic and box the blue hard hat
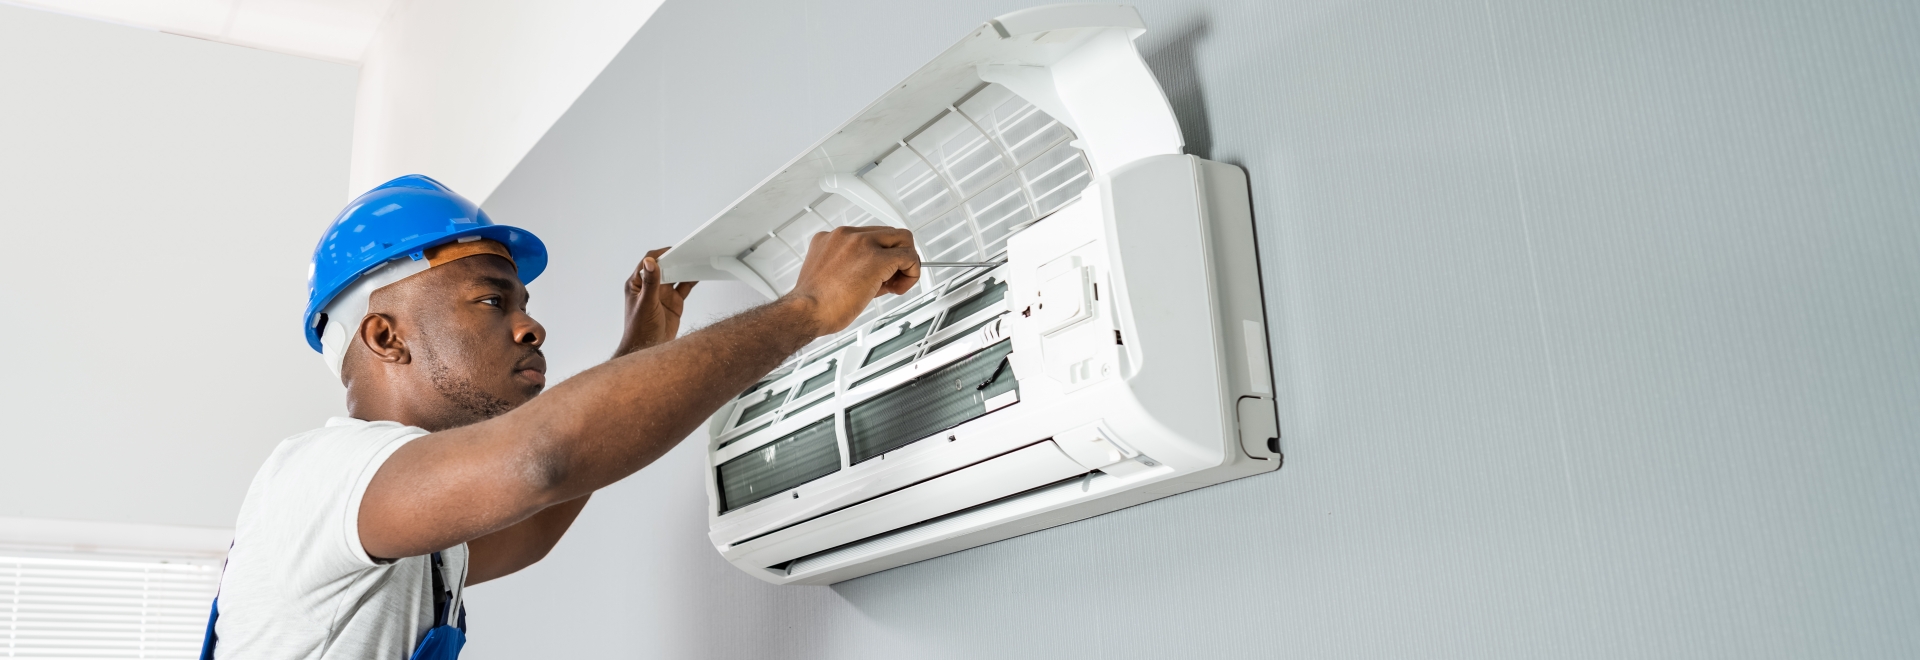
[303,174,548,353]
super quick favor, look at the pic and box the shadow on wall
[1141,13,1214,160]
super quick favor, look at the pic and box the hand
[783,226,920,337]
[615,247,697,357]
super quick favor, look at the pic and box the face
[375,255,547,423]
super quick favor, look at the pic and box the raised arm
[357,226,920,562]
[461,246,694,585]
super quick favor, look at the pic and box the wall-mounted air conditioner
[658,3,1280,585]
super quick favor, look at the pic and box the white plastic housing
[661,4,1280,585]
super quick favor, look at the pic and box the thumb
[632,257,660,300]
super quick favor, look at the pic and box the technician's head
[303,175,551,430]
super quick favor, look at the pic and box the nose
[514,314,545,348]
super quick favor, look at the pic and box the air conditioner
[657,3,1280,585]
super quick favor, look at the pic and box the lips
[515,352,548,386]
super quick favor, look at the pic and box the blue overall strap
[197,543,232,660]
[197,599,219,660]
[408,551,467,660]
[203,549,468,660]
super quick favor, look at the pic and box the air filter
[846,340,1018,464]
[717,417,840,513]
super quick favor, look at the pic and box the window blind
[1,553,220,659]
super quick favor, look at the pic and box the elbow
[513,427,577,508]
[521,540,558,567]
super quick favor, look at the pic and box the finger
[633,247,671,295]
[855,226,915,249]
[639,257,661,298]
[661,281,697,316]
[884,266,921,295]
[880,273,916,297]
[878,246,921,296]
[886,241,921,279]
[637,257,660,287]
[835,225,907,237]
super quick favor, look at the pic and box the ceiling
[4,0,396,63]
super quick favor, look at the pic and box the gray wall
[0,4,354,528]
[466,0,1920,657]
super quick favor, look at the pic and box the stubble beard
[418,339,518,425]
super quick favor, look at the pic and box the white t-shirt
[212,417,468,660]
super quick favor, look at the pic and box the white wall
[0,0,398,64]
[0,4,357,529]
[349,0,666,203]
[5,0,673,206]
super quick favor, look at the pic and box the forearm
[503,295,821,504]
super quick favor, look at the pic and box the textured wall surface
[466,0,1920,657]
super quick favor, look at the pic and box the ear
[357,313,412,365]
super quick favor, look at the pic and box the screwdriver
[919,261,1004,268]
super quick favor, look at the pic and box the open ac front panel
[658,4,1281,585]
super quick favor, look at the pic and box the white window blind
[1,553,220,659]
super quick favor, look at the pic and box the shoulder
[244,418,429,506]
[228,418,436,575]
[306,416,429,447]
[265,418,429,466]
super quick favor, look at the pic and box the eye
[479,296,503,308]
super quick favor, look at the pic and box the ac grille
[847,340,1018,464]
[796,362,836,397]
[782,394,833,420]
[737,387,790,425]
[938,278,1008,330]
[926,314,1002,356]
[717,417,840,513]
[863,319,933,367]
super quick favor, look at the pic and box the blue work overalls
[197,551,468,660]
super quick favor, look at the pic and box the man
[203,175,919,658]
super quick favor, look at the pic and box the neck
[343,375,474,432]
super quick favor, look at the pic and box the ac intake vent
[717,417,840,513]
[847,340,1018,464]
